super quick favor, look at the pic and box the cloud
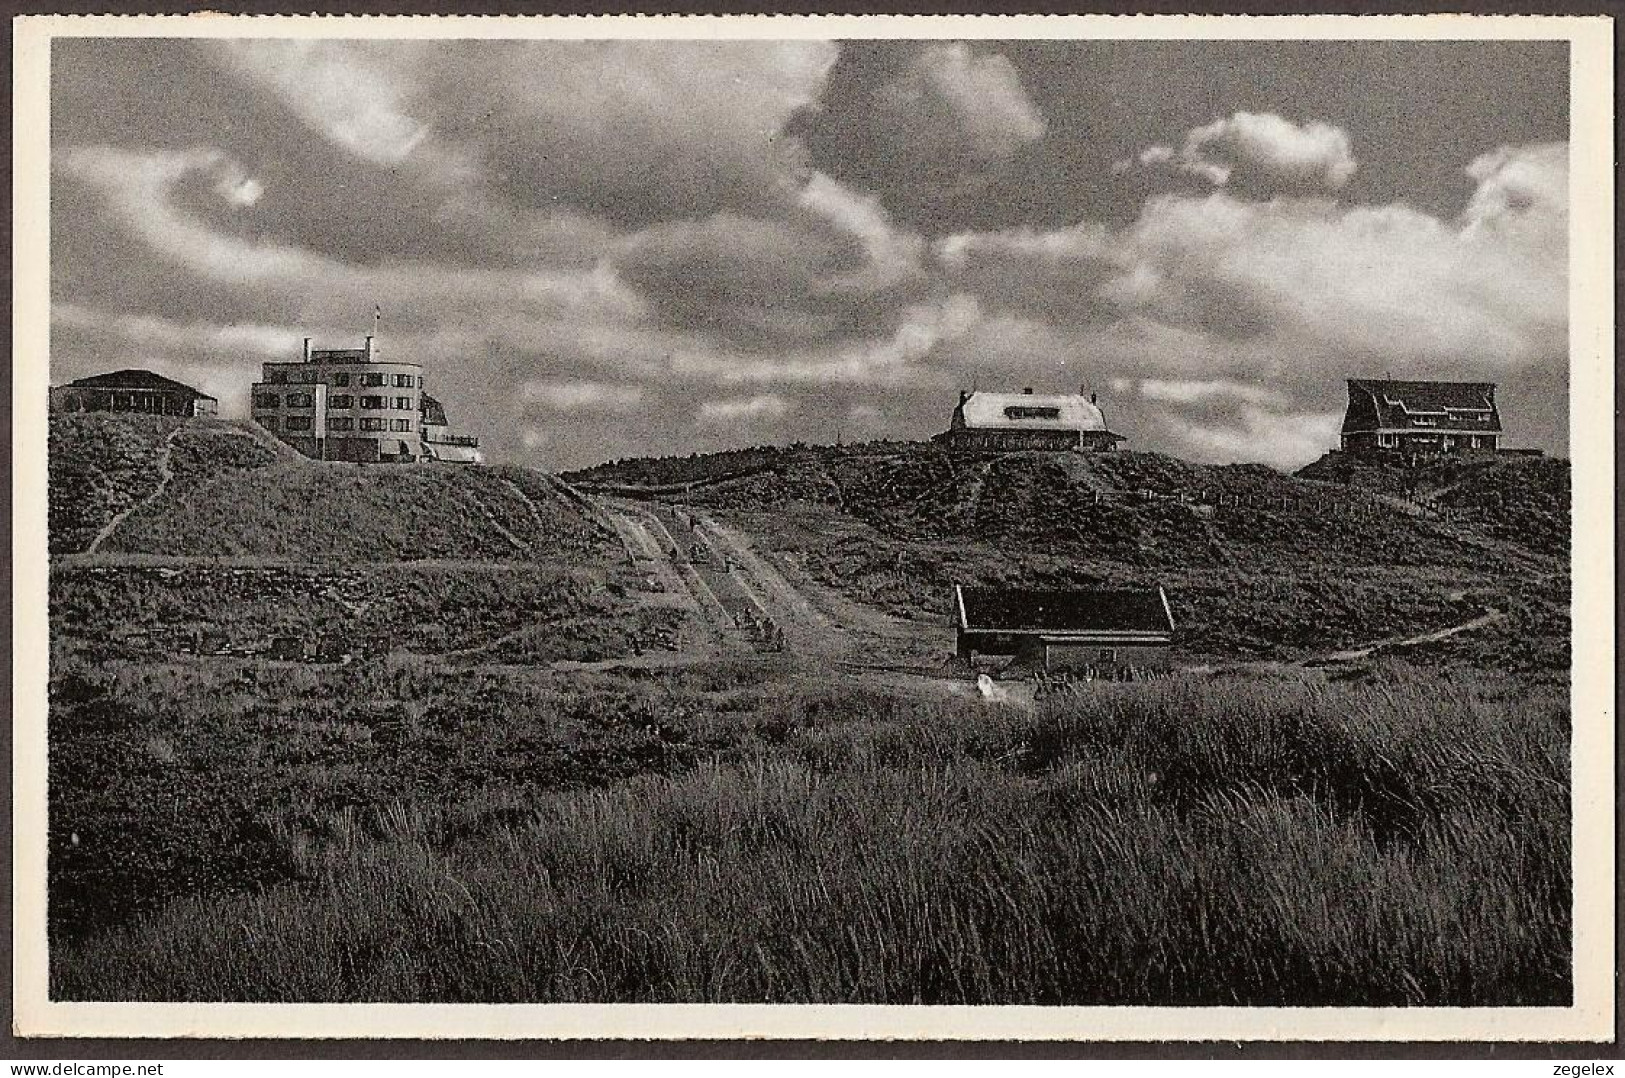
[697,394,791,425]
[54,144,647,334]
[612,172,930,355]
[874,43,1047,166]
[1461,142,1567,239]
[1115,378,1289,408]
[614,212,846,343]
[211,41,464,178]
[927,140,1566,467]
[199,39,841,234]
[939,143,1566,381]
[52,302,306,359]
[670,293,983,386]
[212,171,264,208]
[48,41,1570,471]
[795,172,927,294]
[1125,112,1357,192]
[419,41,839,226]
[1172,406,1344,470]
[520,379,646,412]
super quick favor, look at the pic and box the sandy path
[85,426,181,555]
[1321,609,1505,662]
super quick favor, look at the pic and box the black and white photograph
[11,14,1615,1042]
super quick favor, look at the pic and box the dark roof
[956,585,1174,635]
[63,369,215,400]
[1343,379,1501,434]
[419,392,449,427]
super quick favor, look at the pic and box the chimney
[1090,392,1098,405]
[959,389,971,406]
[364,335,374,362]
[302,337,311,362]
[1022,386,1033,395]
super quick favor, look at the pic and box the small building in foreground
[50,369,218,418]
[1340,378,1502,458]
[934,387,1124,453]
[953,584,1175,676]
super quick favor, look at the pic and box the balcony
[424,432,480,448]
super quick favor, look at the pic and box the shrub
[51,670,1569,1005]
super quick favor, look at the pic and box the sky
[49,36,1570,471]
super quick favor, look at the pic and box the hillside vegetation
[48,414,185,557]
[568,442,1570,670]
[50,414,610,561]
[48,413,677,678]
[52,664,1568,1005]
[47,420,1574,1007]
[1298,450,1571,559]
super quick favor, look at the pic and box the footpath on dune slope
[595,495,948,669]
[85,427,181,555]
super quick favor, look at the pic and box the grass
[48,414,183,556]
[49,560,683,663]
[104,457,611,561]
[47,420,1573,1005]
[51,414,615,561]
[50,666,1569,1005]
[568,441,1569,670]
[46,655,734,939]
[730,505,1566,670]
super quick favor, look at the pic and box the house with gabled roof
[1340,378,1502,458]
[50,369,218,417]
[952,584,1175,676]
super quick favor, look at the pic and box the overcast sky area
[50,37,1569,471]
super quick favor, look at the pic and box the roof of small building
[956,390,1113,433]
[1344,379,1501,434]
[62,368,216,400]
[420,392,449,427]
[955,585,1175,636]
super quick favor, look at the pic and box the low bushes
[52,668,1569,1006]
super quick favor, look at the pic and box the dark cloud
[398,40,838,229]
[47,36,1572,472]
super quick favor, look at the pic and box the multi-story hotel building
[251,336,481,464]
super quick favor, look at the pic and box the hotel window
[253,393,279,409]
[394,396,412,410]
[360,417,386,432]
[418,376,424,388]
[283,393,313,408]
[328,394,353,409]
[361,373,385,387]
[391,418,412,432]
[265,370,288,385]
[331,373,350,387]
[285,416,313,431]
[327,416,354,431]
[393,374,414,387]
[260,416,279,431]
[289,370,316,384]
[360,395,387,409]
